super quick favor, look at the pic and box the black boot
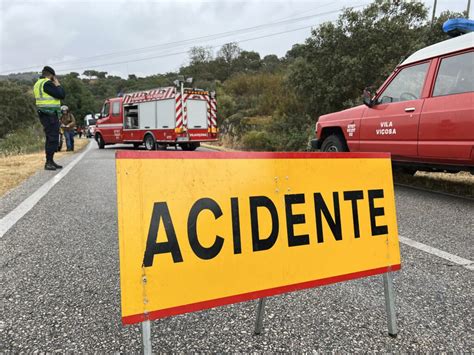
[52,160,63,169]
[45,161,57,171]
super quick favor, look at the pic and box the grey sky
[0,0,471,78]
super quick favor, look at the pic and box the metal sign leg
[383,272,398,338]
[142,320,152,354]
[254,298,266,335]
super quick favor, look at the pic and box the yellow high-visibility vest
[33,78,60,110]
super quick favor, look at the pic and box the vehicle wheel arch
[320,126,349,151]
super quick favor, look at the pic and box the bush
[0,123,45,155]
[240,130,274,151]
[0,81,37,138]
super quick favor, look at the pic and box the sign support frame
[254,298,267,335]
[383,272,398,337]
[142,320,152,354]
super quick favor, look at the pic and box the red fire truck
[95,86,218,151]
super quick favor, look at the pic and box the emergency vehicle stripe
[206,98,211,128]
[210,98,217,127]
[123,87,176,105]
[165,87,174,99]
[176,93,183,128]
[183,94,192,126]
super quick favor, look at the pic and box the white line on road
[399,235,473,271]
[0,142,93,239]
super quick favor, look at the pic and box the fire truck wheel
[321,134,347,152]
[180,143,198,151]
[144,134,156,151]
[96,134,105,149]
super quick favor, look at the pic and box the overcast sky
[0,0,471,78]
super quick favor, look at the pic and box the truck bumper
[310,138,321,150]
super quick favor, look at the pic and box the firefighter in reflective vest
[33,66,66,170]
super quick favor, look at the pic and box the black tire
[133,143,140,149]
[96,134,105,149]
[180,143,199,151]
[144,134,156,151]
[320,134,347,152]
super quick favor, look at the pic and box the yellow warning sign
[116,151,400,325]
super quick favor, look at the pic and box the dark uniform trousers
[38,110,60,161]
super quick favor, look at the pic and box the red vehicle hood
[318,104,366,122]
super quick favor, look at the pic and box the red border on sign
[116,151,390,160]
[122,263,401,325]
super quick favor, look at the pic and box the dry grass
[394,171,474,198]
[0,138,90,197]
[201,143,237,152]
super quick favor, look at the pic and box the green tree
[234,51,262,73]
[217,42,241,64]
[83,70,95,79]
[0,81,37,138]
[188,46,214,65]
[287,0,429,117]
[261,55,281,72]
[61,73,97,124]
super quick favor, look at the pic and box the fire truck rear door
[187,99,208,129]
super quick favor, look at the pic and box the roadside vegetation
[0,1,471,197]
[394,171,474,198]
[1,1,463,154]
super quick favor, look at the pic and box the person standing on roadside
[60,105,76,151]
[33,66,66,170]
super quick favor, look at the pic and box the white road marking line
[0,142,94,239]
[399,235,474,271]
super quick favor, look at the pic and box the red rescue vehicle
[95,86,218,151]
[312,32,474,173]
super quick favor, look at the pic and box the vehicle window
[433,51,474,96]
[102,102,110,117]
[377,62,429,104]
[112,101,120,115]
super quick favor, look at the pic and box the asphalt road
[1,142,473,352]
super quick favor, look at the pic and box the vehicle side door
[109,100,123,143]
[359,62,430,158]
[98,101,111,142]
[418,50,474,161]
